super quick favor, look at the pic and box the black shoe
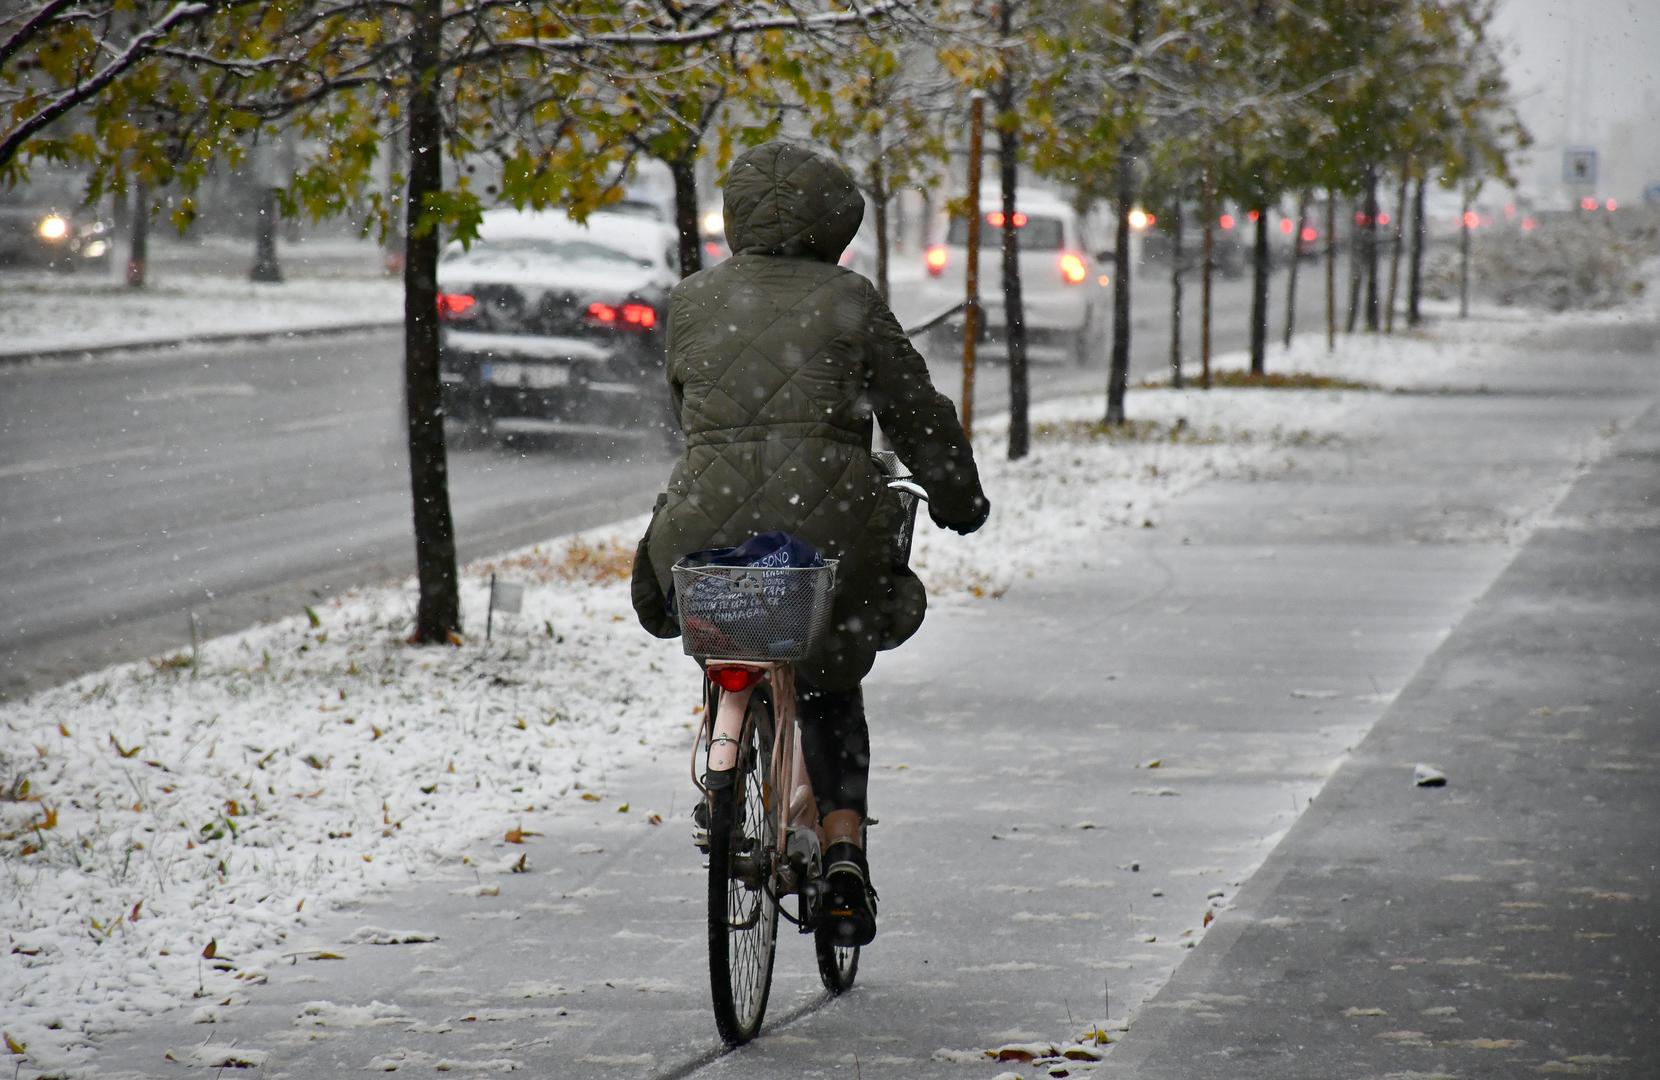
[821,842,878,946]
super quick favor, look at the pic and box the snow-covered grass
[0,269,399,355]
[0,310,1594,1076]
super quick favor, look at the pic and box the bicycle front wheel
[706,689,779,1045]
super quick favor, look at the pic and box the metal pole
[961,92,985,442]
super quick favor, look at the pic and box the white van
[921,186,1106,364]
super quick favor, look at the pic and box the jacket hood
[722,140,864,263]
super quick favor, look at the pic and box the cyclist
[632,139,989,947]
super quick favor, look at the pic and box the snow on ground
[0,315,1581,1075]
[0,235,399,355]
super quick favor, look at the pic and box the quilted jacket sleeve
[862,283,987,529]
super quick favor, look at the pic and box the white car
[921,186,1105,364]
[436,208,681,443]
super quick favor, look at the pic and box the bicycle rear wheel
[706,689,779,1044]
[814,925,860,994]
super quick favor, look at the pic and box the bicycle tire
[814,923,860,994]
[706,689,779,1044]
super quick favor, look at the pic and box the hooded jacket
[630,140,986,690]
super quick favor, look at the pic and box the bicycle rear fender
[708,685,755,774]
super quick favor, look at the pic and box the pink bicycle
[674,461,924,1044]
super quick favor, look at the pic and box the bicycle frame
[693,660,822,895]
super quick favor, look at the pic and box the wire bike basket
[672,559,838,662]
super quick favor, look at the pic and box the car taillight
[1059,252,1087,285]
[925,244,948,276]
[586,301,658,330]
[1279,218,1294,235]
[1219,213,1235,230]
[986,211,1028,228]
[436,292,476,321]
[1301,226,1318,244]
[706,665,766,693]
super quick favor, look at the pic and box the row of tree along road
[0,0,1527,646]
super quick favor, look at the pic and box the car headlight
[82,240,109,258]
[38,214,69,241]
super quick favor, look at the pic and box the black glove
[930,494,990,536]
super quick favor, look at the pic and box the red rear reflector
[1059,252,1087,285]
[707,665,766,693]
[925,244,948,276]
[437,293,476,321]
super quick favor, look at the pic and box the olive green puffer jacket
[631,140,986,690]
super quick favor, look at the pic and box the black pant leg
[795,678,869,820]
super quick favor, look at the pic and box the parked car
[921,186,1106,364]
[0,180,113,272]
[437,208,681,445]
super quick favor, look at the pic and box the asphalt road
[0,265,1324,700]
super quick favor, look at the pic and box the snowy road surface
[27,301,1654,1078]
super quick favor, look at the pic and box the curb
[0,320,401,366]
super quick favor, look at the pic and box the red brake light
[1579,197,1598,212]
[1463,210,1481,229]
[1378,212,1391,226]
[1522,217,1538,232]
[1247,209,1261,223]
[1300,226,1318,243]
[925,244,948,276]
[437,292,476,321]
[707,665,766,693]
[1279,218,1294,235]
[987,211,1005,227]
[1605,198,1617,212]
[587,301,656,330]
[1219,213,1235,230]
[1059,252,1087,285]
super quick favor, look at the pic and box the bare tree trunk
[1106,0,1143,425]
[1282,191,1307,349]
[1384,165,1408,333]
[1363,167,1381,332]
[1169,199,1184,389]
[403,0,461,643]
[1201,168,1214,388]
[384,111,406,275]
[1324,190,1336,351]
[1407,176,1426,327]
[250,185,283,283]
[1249,205,1269,375]
[668,152,703,278]
[996,79,1029,460]
[1458,184,1472,318]
[1345,195,1363,333]
[871,155,891,301]
[126,182,149,289]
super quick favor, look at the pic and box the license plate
[483,361,571,389]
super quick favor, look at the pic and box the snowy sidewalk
[1102,387,1660,1080]
[3,301,1657,1077]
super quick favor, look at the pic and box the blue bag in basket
[672,533,827,658]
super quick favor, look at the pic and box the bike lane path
[75,314,1657,1079]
